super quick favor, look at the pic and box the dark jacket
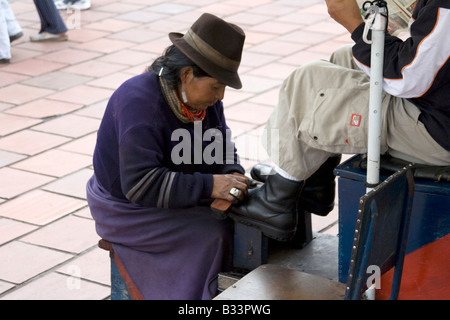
[92,71,243,209]
[351,0,450,151]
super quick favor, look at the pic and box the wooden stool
[98,239,143,300]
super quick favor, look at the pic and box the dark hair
[148,45,211,90]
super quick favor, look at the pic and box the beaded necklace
[175,90,206,122]
[159,77,205,124]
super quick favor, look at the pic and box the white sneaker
[30,32,68,42]
[54,0,69,10]
[69,0,91,10]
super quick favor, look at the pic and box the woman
[86,13,247,300]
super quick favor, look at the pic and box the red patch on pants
[350,114,361,127]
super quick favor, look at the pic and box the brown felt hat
[169,13,245,89]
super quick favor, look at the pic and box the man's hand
[325,0,364,33]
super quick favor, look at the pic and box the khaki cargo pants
[262,45,450,180]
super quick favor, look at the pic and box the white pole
[363,3,387,192]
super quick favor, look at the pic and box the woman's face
[181,67,226,111]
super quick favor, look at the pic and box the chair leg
[98,239,143,300]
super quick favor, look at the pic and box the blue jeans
[33,0,67,34]
[0,0,22,59]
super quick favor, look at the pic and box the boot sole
[229,211,296,241]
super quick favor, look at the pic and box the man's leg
[232,56,391,240]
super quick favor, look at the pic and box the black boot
[250,156,341,216]
[299,155,341,216]
[230,173,304,241]
[250,163,274,181]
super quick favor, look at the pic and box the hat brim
[169,32,242,89]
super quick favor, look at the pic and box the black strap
[355,155,450,182]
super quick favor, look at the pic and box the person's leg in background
[2,0,22,42]
[30,0,68,42]
[0,2,10,63]
[0,0,23,63]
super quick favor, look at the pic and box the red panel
[377,233,450,299]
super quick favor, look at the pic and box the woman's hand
[325,0,363,34]
[211,173,249,204]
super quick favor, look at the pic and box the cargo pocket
[298,88,370,154]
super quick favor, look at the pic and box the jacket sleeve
[351,0,450,98]
[118,123,214,209]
